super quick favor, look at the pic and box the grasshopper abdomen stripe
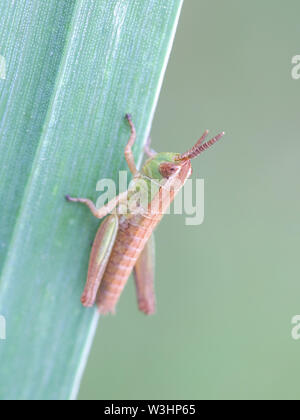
[96,213,161,314]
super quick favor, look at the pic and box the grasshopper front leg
[125,114,140,176]
[144,136,157,158]
[126,114,157,161]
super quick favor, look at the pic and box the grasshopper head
[142,130,225,184]
[142,152,183,181]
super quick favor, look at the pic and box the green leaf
[0,0,183,400]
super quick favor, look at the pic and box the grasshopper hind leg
[81,214,119,307]
[133,234,156,315]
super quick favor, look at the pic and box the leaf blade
[0,0,183,400]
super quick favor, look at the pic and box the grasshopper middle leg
[66,192,127,219]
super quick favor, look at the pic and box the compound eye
[159,162,179,178]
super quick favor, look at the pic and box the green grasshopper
[66,115,224,315]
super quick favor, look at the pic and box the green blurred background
[79,0,300,400]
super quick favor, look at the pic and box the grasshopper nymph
[66,114,224,315]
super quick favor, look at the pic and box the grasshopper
[66,114,224,315]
